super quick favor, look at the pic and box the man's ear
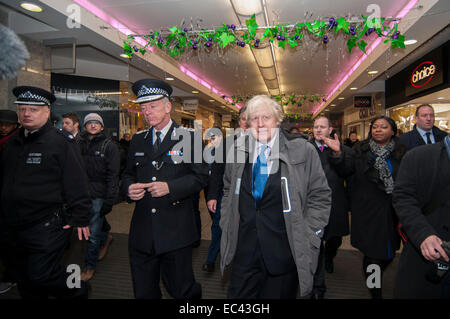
[165,101,172,114]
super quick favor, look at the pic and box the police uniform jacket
[122,121,209,255]
[0,121,91,227]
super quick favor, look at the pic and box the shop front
[386,40,449,134]
[342,92,385,141]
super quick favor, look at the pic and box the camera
[425,241,450,284]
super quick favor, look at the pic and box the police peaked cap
[13,86,56,106]
[132,79,173,104]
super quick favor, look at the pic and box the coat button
[172,202,176,206]
[151,208,156,214]
[152,176,156,181]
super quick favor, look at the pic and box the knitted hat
[83,113,104,127]
[0,110,18,124]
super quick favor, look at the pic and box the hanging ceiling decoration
[230,93,326,106]
[123,14,406,58]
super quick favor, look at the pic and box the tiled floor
[0,192,400,299]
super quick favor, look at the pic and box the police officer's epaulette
[135,128,150,139]
[56,128,75,141]
[135,129,149,135]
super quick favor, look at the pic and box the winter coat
[220,129,331,297]
[332,137,407,260]
[78,131,120,207]
[310,139,350,239]
[399,124,447,150]
[393,141,450,298]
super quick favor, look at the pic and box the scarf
[369,138,395,194]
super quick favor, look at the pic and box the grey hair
[245,95,284,123]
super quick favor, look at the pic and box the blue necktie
[252,145,269,205]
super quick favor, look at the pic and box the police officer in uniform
[122,79,208,299]
[0,86,91,299]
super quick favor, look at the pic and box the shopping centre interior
[0,0,449,299]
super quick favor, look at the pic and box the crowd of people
[0,79,449,299]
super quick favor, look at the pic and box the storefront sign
[405,47,443,96]
[354,95,372,108]
[183,98,199,111]
[410,61,436,88]
[358,107,377,119]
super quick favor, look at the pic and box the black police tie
[425,132,432,144]
[154,131,161,151]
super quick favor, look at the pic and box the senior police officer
[0,86,92,299]
[122,79,209,299]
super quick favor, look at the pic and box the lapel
[149,121,180,161]
[412,126,425,146]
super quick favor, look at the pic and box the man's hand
[147,182,170,197]
[207,199,217,213]
[321,133,341,155]
[128,183,151,201]
[63,225,90,241]
[420,235,449,262]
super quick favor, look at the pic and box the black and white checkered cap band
[135,85,169,103]
[14,91,50,106]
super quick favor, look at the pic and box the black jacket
[0,121,91,227]
[392,141,450,298]
[310,139,350,239]
[78,131,120,207]
[121,121,209,255]
[332,138,407,259]
[399,124,447,150]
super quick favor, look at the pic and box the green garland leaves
[231,94,326,106]
[123,13,405,58]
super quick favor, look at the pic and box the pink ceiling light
[312,0,418,114]
[74,0,151,48]
[179,65,235,105]
[75,0,234,106]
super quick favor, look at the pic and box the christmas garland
[284,112,314,121]
[123,14,405,58]
[230,94,326,106]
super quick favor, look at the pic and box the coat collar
[148,120,180,160]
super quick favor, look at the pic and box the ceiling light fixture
[350,87,358,90]
[437,97,445,100]
[209,99,215,102]
[230,0,263,16]
[120,53,131,58]
[368,70,379,75]
[404,39,418,45]
[165,77,175,81]
[192,90,199,94]
[231,0,281,96]
[20,2,43,12]
[338,97,345,100]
